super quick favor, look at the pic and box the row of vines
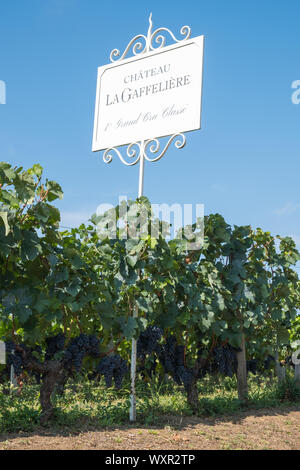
[0,161,300,425]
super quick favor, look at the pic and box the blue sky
[0,0,299,269]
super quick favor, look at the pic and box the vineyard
[0,161,300,432]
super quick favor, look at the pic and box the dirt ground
[0,407,299,450]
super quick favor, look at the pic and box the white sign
[0,341,5,364]
[92,36,204,151]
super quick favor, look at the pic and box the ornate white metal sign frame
[92,14,204,182]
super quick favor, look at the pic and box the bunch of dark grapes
[137,326,163,360]
[176,365,194,389]
[23,343,43,383]
[2,341,44,383]
[263,355,275,371]
[88,335,101,357]
[96,355,128,389]
[213,345,238,377]
[5,341,24,377]
[246,359,258,375]
[137,326,163,379]
[45,334,66,360]
[213,347,226,375]
[158,336,194,389]
[158,335,177,380]
[174,345,185,366]
[64,334,101,372]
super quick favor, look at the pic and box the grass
[0,372,299,434]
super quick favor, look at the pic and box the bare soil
[0,407,299,450]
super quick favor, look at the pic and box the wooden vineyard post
[236,328,248,406]
[295,364,300,390]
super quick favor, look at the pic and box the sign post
[92,13,204,421]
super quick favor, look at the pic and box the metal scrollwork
[150,25,191,51]
[110,35,147,62]
[110,13,191,62]
[144,134,186,163]
[103,134,186,166]
[103,142,141,166]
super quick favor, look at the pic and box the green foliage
[0,160,299,427]
[1,374,299,433]
[275,373,300,402]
